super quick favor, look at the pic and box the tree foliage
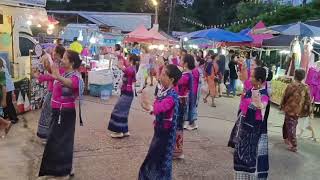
[46,0,320,33]
[229,3,320,32]
[236,2,278,20]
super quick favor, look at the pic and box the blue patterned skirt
[37,92,53,139]
[138,126,176,180]
[234,109,269,180]
[108,93,134,133]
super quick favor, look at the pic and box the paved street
[1,92,320,180]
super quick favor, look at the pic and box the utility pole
[167,0,174,34]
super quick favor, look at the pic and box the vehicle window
[19,36,35,56]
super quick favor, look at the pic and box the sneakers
[110,132,124,138]
[110,132,130,138]
[186,124,198,131]
[183,122,188,129]
[41,139,47,145]
[173,154,185,160]
[70,168,75,177]
[124,132,130,137]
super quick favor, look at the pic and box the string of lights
[182,9,277,29]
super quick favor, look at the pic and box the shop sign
[0,0,46,7]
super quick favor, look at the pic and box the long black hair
[254,67,267,83]
[166,64,182,85]
[65,50,82,69]
[183,54,195,70]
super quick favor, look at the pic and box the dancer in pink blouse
[39,50,84,178]
[139,64,182,179]
[35,47,65,141]
[186,64,202,131]
[233,67,270,179]
[173,54,194,159]
[108,54,138,138]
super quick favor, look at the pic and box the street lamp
[151,0,159,30]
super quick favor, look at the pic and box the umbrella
[239,28,251,35]
[220,21,273,47]
[192,28,252,42]
[260,22,320,37]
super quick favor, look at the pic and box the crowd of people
[0,39,316,180]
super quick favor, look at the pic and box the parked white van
[0,0,48,79]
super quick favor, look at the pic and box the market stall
[60,23,125,97]
[259,22,320,105]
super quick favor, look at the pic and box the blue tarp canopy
[181,28,252,43]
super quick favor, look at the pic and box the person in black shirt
[228,55,238,96]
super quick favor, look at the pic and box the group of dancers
[105,46,274,180]
[32,42,312,180]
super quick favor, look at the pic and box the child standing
[138,64,182,180]
[280,69,311,152]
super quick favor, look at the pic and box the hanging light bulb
[78,30,84,41]
[37,24,42,28]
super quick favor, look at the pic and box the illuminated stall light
[78,30,84,41]
[280,50,290,54]
[48,24,55,30]
[221,48,226,55]
[47,28,53,35]
[26,20,32,26]
[89,36,97,44]
[158,44,165,50]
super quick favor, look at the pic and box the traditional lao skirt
[228,110,242,148]
[37,92,53,139]
[138,122,176,180]
[108,92,134,133]
[190,91,200,123]
[234,106,268,180]
[39,108,76,177]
